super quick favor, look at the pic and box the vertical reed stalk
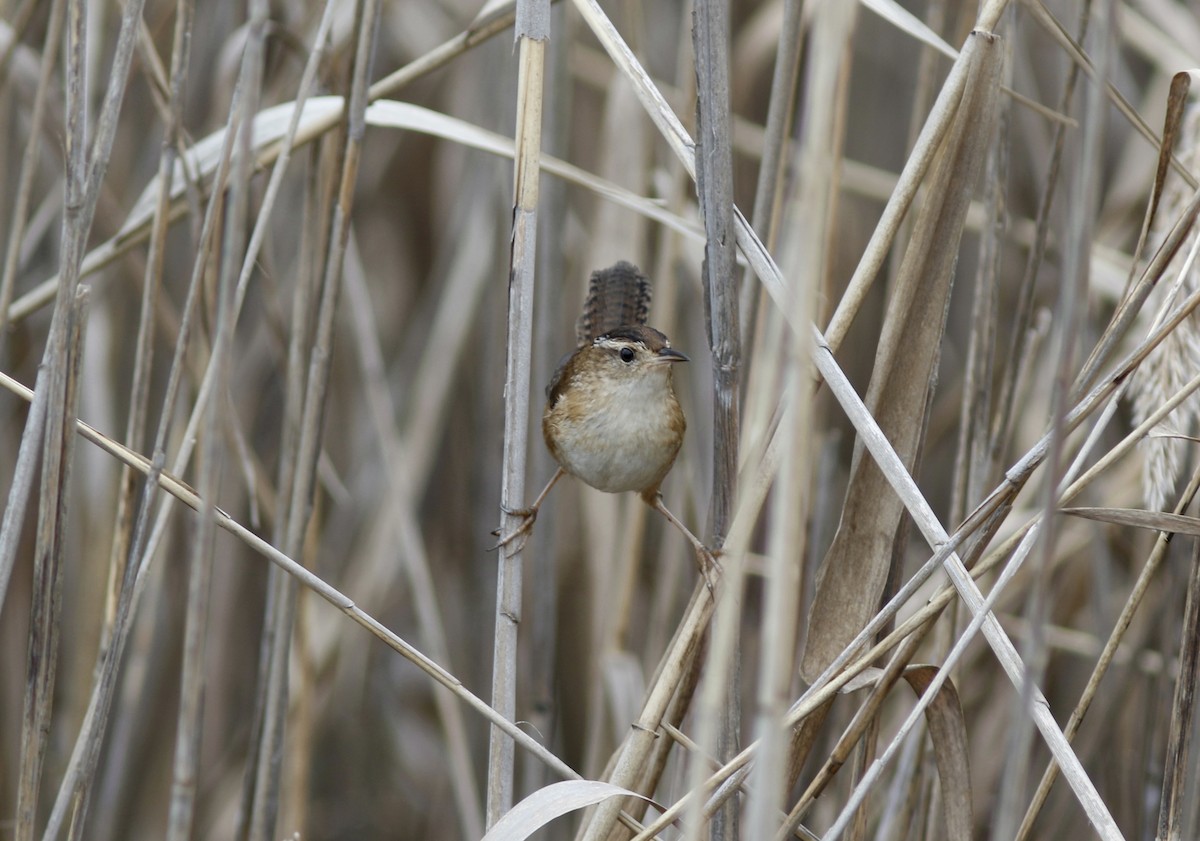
[691,0,739,837]
[488,0,548,824]
[15,288,87,841]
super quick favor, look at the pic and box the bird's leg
[645,491,721,591]
[492,467,565,552]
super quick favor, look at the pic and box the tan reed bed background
[1,0,1200,839]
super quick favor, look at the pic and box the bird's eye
[619,347,635,363]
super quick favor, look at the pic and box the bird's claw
[491,506,539,552]
[697,545,722,594]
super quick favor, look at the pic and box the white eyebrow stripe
[595,337,641,350]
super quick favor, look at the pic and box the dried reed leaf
[481,780,652,841]
[859,0,956,59]
[838,663,974,839]
[801,31,1003,682]
[1153,73,1200,224]
[1061,506,1200,536]
[121,97,342,236]
[8,97,708,324]
[901,666,973,841]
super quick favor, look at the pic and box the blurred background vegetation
[1,0,1199,839]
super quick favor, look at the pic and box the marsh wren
[499,261,716,584]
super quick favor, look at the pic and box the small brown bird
[499,261,716,584]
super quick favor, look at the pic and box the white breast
[546,368,683,494]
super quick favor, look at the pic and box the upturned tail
[575,261,651,346]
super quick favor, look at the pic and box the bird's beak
[655,347,689,364]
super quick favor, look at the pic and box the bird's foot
[695,544,723,595]
[490,504,539,552]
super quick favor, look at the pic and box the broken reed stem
[818,538,1004,841]
[488,0,547,826]
[778,624,934,840]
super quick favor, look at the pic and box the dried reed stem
[0,365,586,786]
[1154,535,1200,839]
[102,0,193,638]
[26,0,151,834]
[14,287,86,841]
[0,0,63,340]
[6,0,1200,835]
[0,0,66,621]
[488,0,548,825]
[249,2,381,837]
[995,1,1114,834]
[689,0,740,836]
[745,0,850,835]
